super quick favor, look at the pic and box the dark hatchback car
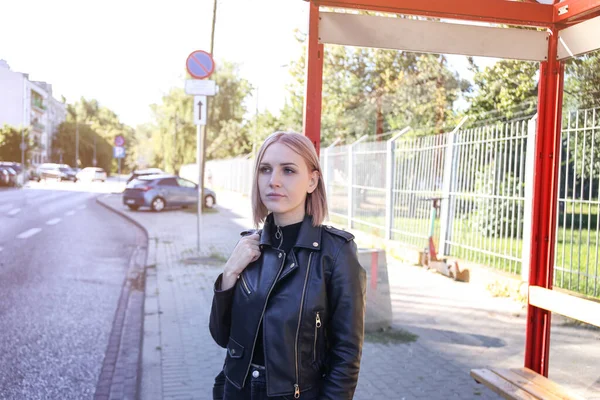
[0,161,23,175]
[0,165,18,186]
[122,174,216,211]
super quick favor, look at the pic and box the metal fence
[205,155,254,196]
[556,108,600,297]
[206,108,600,297]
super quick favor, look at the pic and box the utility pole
[21,78,27,184]
[75,119,79,168]
[252,87,259,158]
[198,0,217,214]
[173,110,178,173]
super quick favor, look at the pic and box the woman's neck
[273,212,305,227]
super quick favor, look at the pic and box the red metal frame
[524,30,565,375]
[317,0,554,27]
[301,0,597,376]
[303,1,324,155]
[554,0,600,24]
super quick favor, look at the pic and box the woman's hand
[221,233,261,290]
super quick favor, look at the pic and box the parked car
[59,164,78,181]
[0,165,18,186]
[126,168,164,184]
[76,167,107,182]
[0,168,11,186]
[0,162,22,186]
[34,163,76,181]
[122,174,216,211]
[0,161,23,175]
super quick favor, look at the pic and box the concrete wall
[0,67,25,128]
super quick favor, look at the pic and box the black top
[251,220,302,366]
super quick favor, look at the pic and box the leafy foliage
[144,61,253,173]
[0,125,33,162]
[564,51,600,110]
[466,58,539,123]
[52,97,135,173]
[281,43,469,144]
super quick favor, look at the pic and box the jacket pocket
[239,272,252,295]
[227,337,244,359]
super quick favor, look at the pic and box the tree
[564,50,600,110]
[0,125,33,162]
[281,40,468,145]
[52,122,112,173]
[149,88,195,173]
[147,60,254,173]
[206,61,253,159]
[466,58,539,122]
[59,97,135,173]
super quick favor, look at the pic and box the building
[0,59,66,165]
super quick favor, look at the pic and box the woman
[210,132,366,399]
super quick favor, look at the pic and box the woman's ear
[308,170,319,194]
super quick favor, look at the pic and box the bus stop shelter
[301,0,600,393]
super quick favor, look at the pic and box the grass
[208,245,228,263]
[337,209,600,298]
[364,327,418,344]
[178,245,228,265]
[181,205,219,214]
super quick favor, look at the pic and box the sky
[0,0,497,128]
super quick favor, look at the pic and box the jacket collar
[260,213,322,251]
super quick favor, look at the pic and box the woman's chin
[267,206,289,214]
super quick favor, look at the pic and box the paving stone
[98,191,599,400]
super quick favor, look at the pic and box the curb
[95,194,150,400]
[96,194,163,400]
[96,194,152,240]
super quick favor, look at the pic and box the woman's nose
[269,171,282,187]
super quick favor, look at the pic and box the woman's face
[258,142,318,226]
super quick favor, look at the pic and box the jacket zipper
[294,252,313,399]
[313,312,321,363]
[242,250,286,387]
[240,273,252,295]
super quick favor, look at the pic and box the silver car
[122,174,216,211]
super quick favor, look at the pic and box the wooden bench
[470,367,585,400]
[471,285,600,400]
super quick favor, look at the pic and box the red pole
[303,1,324,154]
[524,30,565,376]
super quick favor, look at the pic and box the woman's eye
[260,167,271,173]
[284,168,296,174]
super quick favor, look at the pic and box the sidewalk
[98,190,599,400]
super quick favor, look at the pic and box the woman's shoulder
[321,223,355,242]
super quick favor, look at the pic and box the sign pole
[185,49,215,256]
[196,124,205,254]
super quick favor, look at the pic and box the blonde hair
[251,131,328,227]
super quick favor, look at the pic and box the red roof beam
[554,0,600,25]
[315,0,554,27]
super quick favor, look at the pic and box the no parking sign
[186,50,215,79]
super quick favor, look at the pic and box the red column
[303,1,324,154]
[524,29,565,376]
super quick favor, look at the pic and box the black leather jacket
[210,214,367,399]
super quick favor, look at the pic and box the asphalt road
[0,183,145,399]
